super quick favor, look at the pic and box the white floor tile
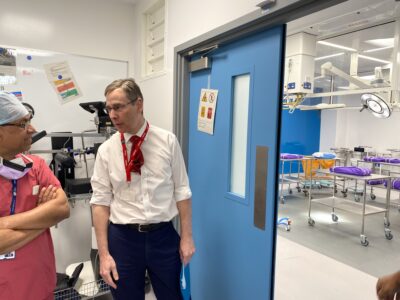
[275,236,378,300]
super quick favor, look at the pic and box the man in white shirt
[90,78,195,300]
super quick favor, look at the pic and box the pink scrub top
[0,154,61,300]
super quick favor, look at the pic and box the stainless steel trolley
[307,170,393,246]
[279,157,304,203]
[301,156,341,197]
[357,160,400,207]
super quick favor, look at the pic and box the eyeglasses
[0,119,32,130]
[105,101,134,114]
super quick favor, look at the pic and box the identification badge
[0,251,15,260]
[32,185,40,195]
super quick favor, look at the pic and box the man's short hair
[105,78,143,103]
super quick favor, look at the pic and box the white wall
[131,0,262,130]
[0,0,135,73]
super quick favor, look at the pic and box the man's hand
[99,254,119,289]
[180,236,195,266]
[37,185,57,206]
[377,271,400,300]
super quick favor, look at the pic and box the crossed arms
[0,185,70,254]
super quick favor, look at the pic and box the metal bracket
[257,0,276,11]
[189,56,212,72]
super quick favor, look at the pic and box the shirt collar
[123,120,148,143]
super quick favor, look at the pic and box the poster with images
[197,88,218,135]
[44,61,82,104]
[0,47,17,85]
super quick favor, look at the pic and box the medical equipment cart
[301,157,341,197]
[307,170,393,246]
[357,160,400,207]
[279,157,305,203]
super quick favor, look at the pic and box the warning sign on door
[197,88,218,135]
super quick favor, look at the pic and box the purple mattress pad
[280,153,303,159]
[386,158,400,164]
[363,156,386,162]
[367,179,385,185]
[330,166,372,176]
[384,178,400,190]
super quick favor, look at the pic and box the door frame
[173,0,345,157]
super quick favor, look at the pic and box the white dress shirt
[90,121,192,224]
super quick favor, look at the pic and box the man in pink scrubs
[0,92,70,300]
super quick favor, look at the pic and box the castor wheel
[360,235,369,246]
[385,229,393,240]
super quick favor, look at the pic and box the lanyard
[10,179,17,215]
[121,122,150,182]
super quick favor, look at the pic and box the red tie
[129,135,144,174]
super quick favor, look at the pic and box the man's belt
[112,221,170,232]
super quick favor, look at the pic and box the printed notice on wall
[0,47,17,85]
[44,61,82,104]
[197,88,218,135]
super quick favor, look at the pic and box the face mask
[0,155,33,180]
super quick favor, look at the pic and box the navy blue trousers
[108,222,183,300]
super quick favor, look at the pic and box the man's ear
[136,98,144,113]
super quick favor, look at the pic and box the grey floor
[275,236,377,300]
[277,186,400,278]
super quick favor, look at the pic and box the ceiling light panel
[317,41,357,52]
[315,52,345,61]
[358,54,391,64]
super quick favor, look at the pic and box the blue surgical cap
[0,92,29,125]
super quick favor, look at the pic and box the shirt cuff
[90,194,112,206]
[175,188,192,202]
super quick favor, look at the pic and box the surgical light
[360,93,391,119]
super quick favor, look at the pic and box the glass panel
[230,74,250,197]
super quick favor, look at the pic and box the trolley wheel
[289,189,293,194]
[370,194,376,200]
[308,218,315,226]
[332,214,338,222]
[361,239,369,247]
[385,231,393,240]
